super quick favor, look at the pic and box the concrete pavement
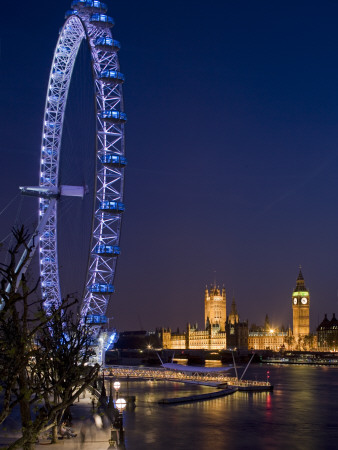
[0,391,114,450]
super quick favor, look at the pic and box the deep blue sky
[1,1,338,331]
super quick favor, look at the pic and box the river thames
[119,364,338,450]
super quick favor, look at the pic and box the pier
[103,366,273,392]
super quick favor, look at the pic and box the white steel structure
[37,1,126,318]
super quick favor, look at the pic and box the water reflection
[108,365,338,449]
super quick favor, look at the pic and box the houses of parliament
[160,268,328,352]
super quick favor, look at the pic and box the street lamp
[99,371,107,407]
[115,398,127,448]
[113,381,121,400]
[108,379,114,416]
[107,395,126,450]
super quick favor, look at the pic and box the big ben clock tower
[292,267,310,343]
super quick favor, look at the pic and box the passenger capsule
[93,244,121,256]
[85,314,108,324]
[90,13,114,28]
[99,200,125,213]
[100,110,127,123]
[99,70,125,84]
[71,0,107,12]
[88,283,115,294]
[65,10,78,19]
[95,37,120,52]
[100,154,127,167]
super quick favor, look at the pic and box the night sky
[2,1,338,332]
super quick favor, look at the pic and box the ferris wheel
[20,0,126,321]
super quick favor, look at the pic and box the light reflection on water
[113,365,338,449]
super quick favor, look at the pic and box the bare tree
[36,305,100,443]
[0,227,100,449]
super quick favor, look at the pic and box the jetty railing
[102,366,271,388]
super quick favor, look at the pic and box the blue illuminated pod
[100,110,127,123]
[71,0,108,11]
[38,1,126,319]
[99,201,125,213]
[88,284,115,294]
[99,70,125,84]
[95,37,121,52]
[90,14,114,28]
[65,10,78,18]
[85,314,108,324]
[93,245,121,256]
[100,154,127,167]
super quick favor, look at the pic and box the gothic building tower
[227,296,239,324]
[205,284,226,331]
[292,268,310,342]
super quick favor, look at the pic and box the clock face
[301,297,308,305]
[293,298,297,304]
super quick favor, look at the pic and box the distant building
[292,268,310,345]
[160,323,227,350]
[205,285,226,331]
[160,284,227,350]
[160,286,251,350]
[317,313,338,351]
[225,297,248,350]
[248,315,290,351]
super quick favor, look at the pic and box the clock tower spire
[292,267,310,346]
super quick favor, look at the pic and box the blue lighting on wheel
[90,14,114,26]
[94,37,121,51]
[88,283,115,293]
[100,154,127,166]
[93,245,120,255]
[99,200,125,212]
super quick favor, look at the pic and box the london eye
[19,0,126,322]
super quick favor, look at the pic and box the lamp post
[109,380,114,406]
[107,379,115,424]
[115,398,127,448]
[99,371,107,407]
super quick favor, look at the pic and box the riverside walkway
[0,393,112,449]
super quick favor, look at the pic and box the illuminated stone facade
[160,269,315,352]
[292,268,310,343]
[205,285,226,331]
[317,314,338,351]
[159,284,227,350]
[160,289,252,350]
[160,324,226,350]
[248,315,291,351]
[248,330,289,351]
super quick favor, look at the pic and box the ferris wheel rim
[38,5,126,320]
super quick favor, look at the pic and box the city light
[115,398,126,411]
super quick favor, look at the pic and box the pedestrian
[80,422,86,448]
[93,413,103,429]
[91,397,96,412]
[59,421,77,438]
